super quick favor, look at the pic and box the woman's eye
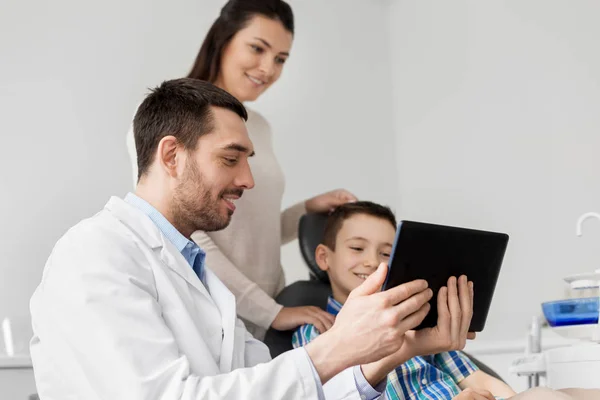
[382,253,391,258]
[350,247,363,252]
[275,56,286,65]
[250,45,263,53]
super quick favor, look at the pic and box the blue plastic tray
[542,297,599,327]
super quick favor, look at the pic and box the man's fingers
[382,279,429,306]
[467,332,477,340]
[392,288,433,318]
[398,303,431,332]
[348,262,388,298]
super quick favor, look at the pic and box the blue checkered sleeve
[292,324,321,349]
[432,351,479,383]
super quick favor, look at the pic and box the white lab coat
[30,196,367,400]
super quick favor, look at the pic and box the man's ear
[156,135,181,178]
[315,244,331,272]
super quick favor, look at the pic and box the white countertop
[464,326,583,355]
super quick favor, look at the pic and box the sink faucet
[576,212,600,236]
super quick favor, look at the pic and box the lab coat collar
[104,196,212,302]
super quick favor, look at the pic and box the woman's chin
[237,92,260,103]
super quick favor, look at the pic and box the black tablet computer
[382,220,509,332]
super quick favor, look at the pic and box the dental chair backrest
[263,213,331,357]
[298,212,330,283]
[262,213,505,383]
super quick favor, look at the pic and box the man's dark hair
[322,201,397,250]
[133,78,248,181]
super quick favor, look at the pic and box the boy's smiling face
[316,213,396,304]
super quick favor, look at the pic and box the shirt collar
[124,193,204,261]
[326,296,343,316]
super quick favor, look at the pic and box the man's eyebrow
[223,143,255,157]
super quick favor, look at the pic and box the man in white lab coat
[30,78,476,400]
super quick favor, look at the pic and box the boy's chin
[346,280,364,292]
[352,274,370,283]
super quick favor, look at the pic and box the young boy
[292,201,516,400]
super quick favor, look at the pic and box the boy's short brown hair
[322,201,397,250]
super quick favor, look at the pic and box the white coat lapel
[157,238,213,302]
[105,196,212,302]
[205,268,237,372]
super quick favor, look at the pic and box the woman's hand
[271,306,335,333]
[305,189,357,213]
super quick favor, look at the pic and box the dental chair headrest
[298,212,330,283]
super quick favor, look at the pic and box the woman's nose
[259,58,276,79]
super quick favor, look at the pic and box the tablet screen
[382,220,509,332]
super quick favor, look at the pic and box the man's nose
[236,162,255,190]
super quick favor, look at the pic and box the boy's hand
[453,388,495,400]
[403,275,475,358]
[271,306,335,333]
[361,275,474,385]
[305,263,432,384]
[305,189,357,213]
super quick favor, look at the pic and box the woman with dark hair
[127,0,357,340]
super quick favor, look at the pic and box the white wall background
[0,0,212,329]
[389,0,600,344]
[0,0,397,328]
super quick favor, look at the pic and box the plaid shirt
[292,296,495,400]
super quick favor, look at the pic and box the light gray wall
[0,0,398,321]
[389,0,600,341]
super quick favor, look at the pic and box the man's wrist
[304,328,349,384]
